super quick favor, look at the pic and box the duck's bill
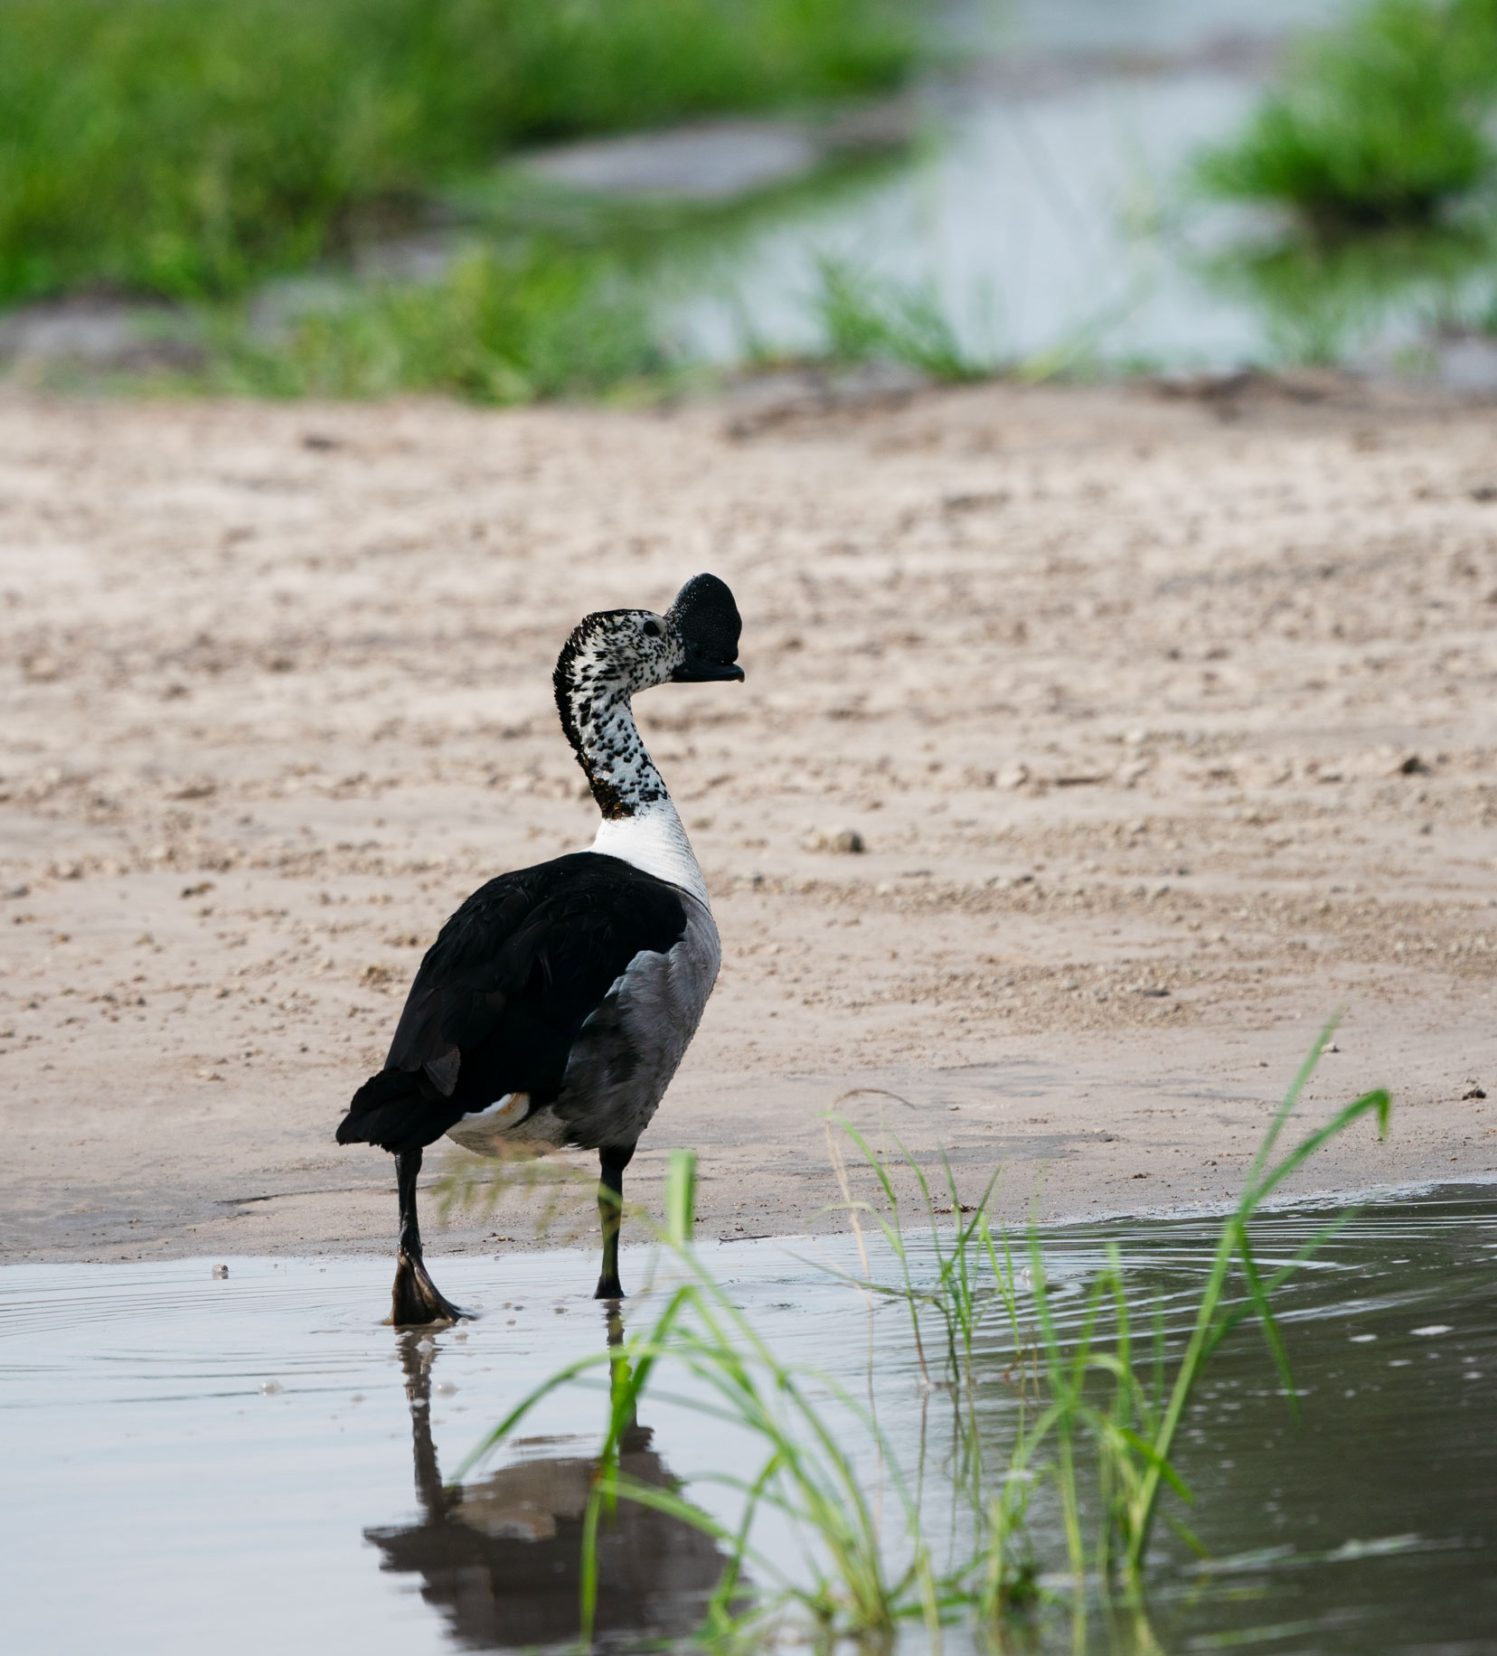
[672,657,745,683]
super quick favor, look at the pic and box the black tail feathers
[336,1069,444,1155]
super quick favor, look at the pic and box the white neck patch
[591,801,711,910]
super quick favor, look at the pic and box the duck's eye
[641,619,662,639]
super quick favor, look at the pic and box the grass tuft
[207,247,673,403]
[1196,0,1497,230]
[463,1025,1392,1643]
[811,255,998,380]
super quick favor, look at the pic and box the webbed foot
[388,1248,474,1326]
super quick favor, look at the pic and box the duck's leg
[389,1148,472,1325]
[594,1145,635,1300]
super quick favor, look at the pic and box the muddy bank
[1,374,1494,1262]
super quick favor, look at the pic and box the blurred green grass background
[1196,0,1497,229]
[8,0,1497,401]
[0,0,913,305]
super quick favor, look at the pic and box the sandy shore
[2,373,1494,1268]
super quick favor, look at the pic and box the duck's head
[666,573,744,684]
[554,574,744,701]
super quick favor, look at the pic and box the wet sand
[2,373,1495,1263]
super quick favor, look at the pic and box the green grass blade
[1244,1017,1339,1194]
[1245,1089,1391,1210]
[1234,1228,1299,1408]
[666,1148,697,1246]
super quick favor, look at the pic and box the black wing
[335,852,687,1153]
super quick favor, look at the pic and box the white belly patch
[445,1092,530,1154]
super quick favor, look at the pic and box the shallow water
[660,0,1496,376]
[4,1185,1495,1654]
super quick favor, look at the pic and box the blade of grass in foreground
[459,1030,1391,1641]
[1122,1032,1390,1577]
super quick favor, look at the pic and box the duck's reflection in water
[366,1309,729,1651]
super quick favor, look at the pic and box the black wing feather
[336,853,687,1153]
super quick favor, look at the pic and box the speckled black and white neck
[554,609,710,909]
